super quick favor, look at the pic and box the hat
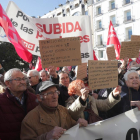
[38,81,58,93]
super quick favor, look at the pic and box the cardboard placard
[120,41,140,59]
[0,64,2,69]
[106,45,116,60]
[39,37,81,68]
[88,60,118,90]
[131,35,140,41]
[76,63,87,80]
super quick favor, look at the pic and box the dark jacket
[0,88,38,140]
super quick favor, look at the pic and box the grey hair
[39,70,48,76]
[4,68,21,82]
[27,70,40,79]
[124,70,139,81]
[62,66,69,71]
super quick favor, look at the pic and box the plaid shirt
[10,92,25,105]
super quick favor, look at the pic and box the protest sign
[106,45,116,60]
[131,35,140,41]
[1,1,93,63]
[39,37,81,67]
[76,63,87,80]
[59,108,140,140]
[88,60,118,90]
[120,41,140,59]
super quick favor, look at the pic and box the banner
[60,108,140,140]
[2,1,93,63]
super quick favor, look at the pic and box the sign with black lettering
[39,37,81,67]
[59,108,140,140]
[88,60,118,90]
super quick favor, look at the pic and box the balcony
[108,4,118,11]
[95,25,104,32]
[124,36,131,41]
[123,15,135,23]
[96,41,104,47]
[112,21,119,27]
[123,0,133,6]
[95,10,103,16]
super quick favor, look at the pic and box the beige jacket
[66,92,121,120]
[20,105,76,140]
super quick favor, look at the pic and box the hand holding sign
[112,86,121,97]
[47,66,57,78]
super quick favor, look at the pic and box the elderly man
[39,70,50,82]
[0,68,38,140]
[27,69,41,91]
[20,81,87,140]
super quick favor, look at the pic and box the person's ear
[37,94,42,102]
[5,81,10,88]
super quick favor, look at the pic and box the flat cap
[38,81,58,93]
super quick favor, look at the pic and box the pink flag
[107,21,121,60]
[35,57,42,71]
[0,4,32,63]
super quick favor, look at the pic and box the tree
[0,41,29,71]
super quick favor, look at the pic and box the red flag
[107,21,120,60]
[136,52,140,64]
[0,4,32,63]
[35,57,42,71]
[93,50,98,60]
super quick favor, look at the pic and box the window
[125,27,132,40]
[126,0,130,4]
[97,35,103,45]
[85,11,88,15]
[111,1,115,10]
[72,12,81,16]
[126,11,131,21]
[98,50,104,58]
[110,15,116,25]
[98,7,101,14]
[99,20,102,28]
[128,28,132,39]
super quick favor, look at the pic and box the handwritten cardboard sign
[120,41,140,59]
[88,60,118,90]
[76,63,87,80]
[39,37,81,68]
[131,35,140,41]
[106,45,116,60]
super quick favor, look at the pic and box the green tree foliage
[0,42,29,71]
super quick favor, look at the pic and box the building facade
[93,0,140,60]
[41,0,140,60]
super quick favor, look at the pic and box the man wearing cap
[20,81,87,140]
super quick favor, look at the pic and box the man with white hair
[27,69,41,92]
[0,68,38,140]
[39,70,50,82]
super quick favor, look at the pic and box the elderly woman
[65,79,121,123]
[119,70,140,112]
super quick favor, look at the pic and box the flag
[0,4,32,63]
[35,57,42,71]
[136,52,140,64]
[93,50,98,60]
[107,21,120,60]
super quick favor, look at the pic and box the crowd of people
[0,57,140,140]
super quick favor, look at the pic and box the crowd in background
[0,58,140,140]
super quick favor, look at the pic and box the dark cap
[38,81,58,93]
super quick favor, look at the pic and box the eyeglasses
[41,90,60,96]
[28,76,36,79]
[9,77,28,82]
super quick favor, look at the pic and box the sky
[0,0,69,17]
